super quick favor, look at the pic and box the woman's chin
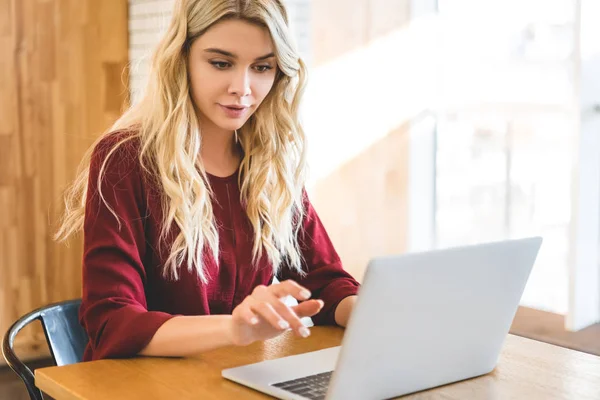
[215,118,248,132]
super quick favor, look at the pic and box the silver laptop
[222,237,543,400]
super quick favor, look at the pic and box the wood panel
[311,123,410,282]
[309,0,412,280]
[311,0,410,66]
[0,0,129,363]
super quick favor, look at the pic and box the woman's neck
[200,126,241,178]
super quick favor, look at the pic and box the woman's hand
[228,280,324,346]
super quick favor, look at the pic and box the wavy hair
[56,0,308,283]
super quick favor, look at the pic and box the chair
[2,299,89,400]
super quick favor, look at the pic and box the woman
[56,0,359,361]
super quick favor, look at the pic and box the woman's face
[188,19,278,134]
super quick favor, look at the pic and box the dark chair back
[2,299,89,400]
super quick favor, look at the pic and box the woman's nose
[228,69,251,97]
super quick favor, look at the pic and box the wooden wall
[311,124,411,282]
[0,0,129,362]
[312,0,410,66]
[309,0,412,280]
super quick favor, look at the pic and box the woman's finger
[268,280,312,301]
[234,301,260,326]
[292,299,324,318]
[259,289,308,337]
[248,297,290,331]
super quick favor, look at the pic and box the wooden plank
[0,0,129,362]
[0,335,52,367]
[312,122,410,281]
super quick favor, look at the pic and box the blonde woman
[57,0,359,361]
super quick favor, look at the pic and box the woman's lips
[219,104,249,118]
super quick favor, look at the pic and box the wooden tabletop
[36,326,600,400]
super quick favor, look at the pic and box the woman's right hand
[228,280,324,346]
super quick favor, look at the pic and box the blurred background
[1,0,599,397]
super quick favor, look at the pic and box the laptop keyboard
[272,371,333,400]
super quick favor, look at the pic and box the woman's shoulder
[89,128,146,175]
[89,128,162,196]
[92,128,141,163]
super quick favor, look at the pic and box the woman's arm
[81,135,175,360]
[334,295,357,327]
[280,192,360,326]
[140,280,325,357]
[139,315,233,357]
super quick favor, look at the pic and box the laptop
[222,237,543,400]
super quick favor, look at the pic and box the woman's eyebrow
[203,48,275,61]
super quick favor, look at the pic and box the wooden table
[36,327,600,400]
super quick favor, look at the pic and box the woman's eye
[210,61,231,70]
[254,65,273,73]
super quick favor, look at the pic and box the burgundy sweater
[80,134,360,361]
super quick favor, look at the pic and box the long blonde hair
[56,0,308,283]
